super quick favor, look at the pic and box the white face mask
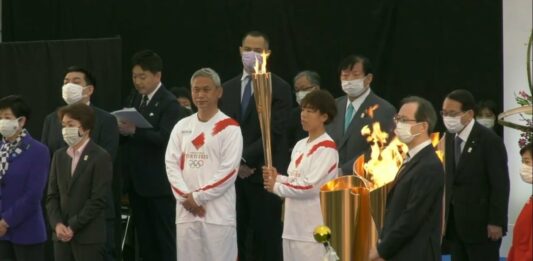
[341,78,366,97]
[443,115,465,133]
[394,122,421,144]
[295,90,313,105]
[62,83,86,105]
[476,117,495,129]
[185,106,192,110]
[519,163,532,184]
[62,127,84,147]
[0,118,21,138]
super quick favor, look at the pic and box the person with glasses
[441,89,509,261]
[369,96,444,261]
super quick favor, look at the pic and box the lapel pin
[149,112,154,117]
[84,155,88,161]
[467,147,472,153]
[360,113,365,118]
[155,102,159,107]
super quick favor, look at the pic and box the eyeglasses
[393,115,418,124]
[440,110,464,117]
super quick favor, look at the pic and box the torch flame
[253,51,271,74]
[366,104,380,119]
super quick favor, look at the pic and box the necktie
[344,103,355,132]
[454,136,463,166]
[140,95,149,111]
[241,76,252,116]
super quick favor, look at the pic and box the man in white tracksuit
[165,68,243,261]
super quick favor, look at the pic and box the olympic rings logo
[188,159,204,168]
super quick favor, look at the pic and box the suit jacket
[0,133,49,244]
[444,122,509,243]
[287,107,307,151]
[219,73,292,183]
[122,85,188,197]
[378,145,444,261]
[46,140,112,244]
[41,105,119,159]
[326,91,396,174]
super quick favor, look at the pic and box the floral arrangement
[515,90,532,148]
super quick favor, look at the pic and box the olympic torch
[252,51,273,168]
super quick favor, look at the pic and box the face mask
[185,106,192,110]
[295,90,313,105]
[62,127,83,147]
[241,51,263,73]
[341,78,366,97]
[62,83,86,105]
[0,118,20,138]
[476,117,495,129]
[443,115,465,133]
[520,163,532,184]
[394,122,421,144]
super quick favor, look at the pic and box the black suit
[41,104,119,261]
[377,144,444,261]
[443,122,509,261]
[287,107,306,151]
[121,85,187,261]
[46,140,113,261]
[326,91,396,174]
[220,73,292,261]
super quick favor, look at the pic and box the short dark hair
[65,66,96,86]
[294,71,321,87]
[338,54,373,75]
[58,103,95,132]
[0,95,31,122]
[300,90,337,125]
[242,30,270,49]
[131,50,163,74]
[520,143,532,157]
[170,86,192,100]
[400,96,437,135]
[446,89,476,112]
[476,99,498,116]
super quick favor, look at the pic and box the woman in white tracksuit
[263,89,339,261]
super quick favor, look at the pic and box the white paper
[112,107,153,128]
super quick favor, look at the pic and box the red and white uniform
[273,132,338,261]
[165,110,242,261]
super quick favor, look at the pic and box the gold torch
[252,51,273,168]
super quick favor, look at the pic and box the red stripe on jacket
[307,140,336,156]
[212,118,239,136]
[197,169,237,192]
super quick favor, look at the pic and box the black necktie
[140,95,148,110]
[241,76,252,116]
[454,136,463,167]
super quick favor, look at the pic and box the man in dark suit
[326,55,396,175]
[441,89,509,261]
[287,70,320,151]
[369,96,444,261]
[118,50,187,261]
[47,103,113,261]
[219,31,292,261]
[41,66,118,261]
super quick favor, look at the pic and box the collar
[67,138,90,158]
[346,88,371,111]
[456,118,475,142]
[146,82,162,101]
[241,70,251,81]
[407,140,432,160]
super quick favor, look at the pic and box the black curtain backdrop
[0,37,122,139]
[2,0,503,134]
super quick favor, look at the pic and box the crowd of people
[0,30,530,261]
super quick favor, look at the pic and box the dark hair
[65,66,96,86]
[0,95,31,122]
[400,96,437,135]
[242,30,270,49]
[476,99,497,116]
[300,90,337,125]
[294,71,321,87]
[338,54,373,75]
[170,86,192,100]
[58,103,95,132]
[131,50,163,74]
[520,143,532,157]
[446,89,476,112]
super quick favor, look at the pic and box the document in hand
[111,107,153,128]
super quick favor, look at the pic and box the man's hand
[238,164,255,179]
[262,166,277,192]
[487,224,503,241]
[369,246,385,261]
[55,223,73,242]
[182,193,205,217]
[118,120,136,135]
[0,219,8,237]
